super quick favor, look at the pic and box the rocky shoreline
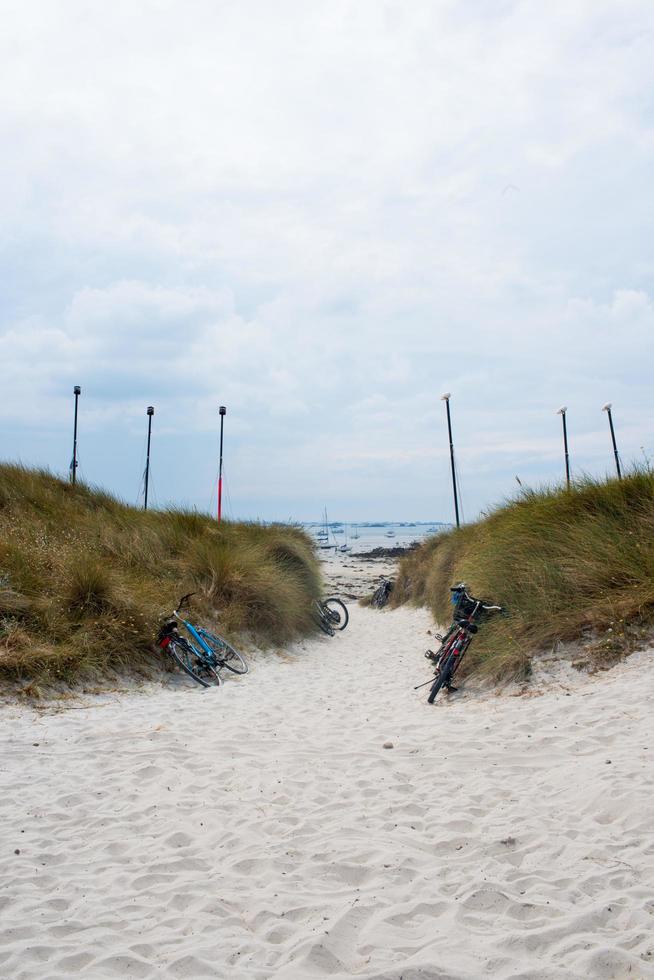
[349,544,418,560]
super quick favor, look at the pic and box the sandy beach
[4,1,654,975]
[1,558,653,979]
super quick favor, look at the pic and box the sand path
[1,605,653,979]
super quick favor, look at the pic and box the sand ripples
[1,607,653,978]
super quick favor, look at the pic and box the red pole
[218,475,223,522]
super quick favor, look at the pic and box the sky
[1,0,654,522]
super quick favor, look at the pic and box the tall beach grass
[0,465,321,689]
[393,470,654,680]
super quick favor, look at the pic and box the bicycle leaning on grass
[416,583,503,703]
[312,597,349,636]
[156,592,248,688]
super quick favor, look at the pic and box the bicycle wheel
[198,630,248,675]
[323,598,349,631]
[168,637,222,688]
[312,601,334,636]
[449,640,470,682]
[427,653,454,704]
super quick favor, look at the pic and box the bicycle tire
[449,639,469,681]
[168,637,222,688]
[322,598,349,631]
[198,629,248,675]
[427,653,454,703]
[312,601,334,636]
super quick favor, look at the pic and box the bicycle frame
[417,596,483,691]
[440,628,471,674]
[174,613,219,664]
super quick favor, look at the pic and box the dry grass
[393,469,654,681]
[0,465,321,688]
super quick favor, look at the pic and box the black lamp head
[147,406,154,416]
[73,385,81,395]
[219,406,227,416]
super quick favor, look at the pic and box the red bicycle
[417,584,503,702]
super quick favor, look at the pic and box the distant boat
[352,525,360,539]
[339,531,351,552]
[385,530,396,538]
[319,508,334,549]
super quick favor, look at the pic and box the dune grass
[0,465,322,690]
[393,470,654,681]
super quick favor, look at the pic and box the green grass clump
[0,464,321,688]
[393,469,654,681]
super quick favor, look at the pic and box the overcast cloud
[1,0,653,520]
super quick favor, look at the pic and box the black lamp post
[602,403,622,479]
[71,385,81,485]
[441,393,460,528]
[218,406,226,522]
[144,406,154,510]
[557,406,570,487]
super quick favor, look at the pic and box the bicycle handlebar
[451,583,503,615]
[174,592,196,615]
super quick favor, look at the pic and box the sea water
[302,521,449,554]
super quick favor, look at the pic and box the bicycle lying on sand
[156,592,248,688]
[416,583,503,703]
[312,597,349,636]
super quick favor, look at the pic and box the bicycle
[156,592,248,688]
[312,596,349,636]
[416,583,503,703]
[371,578,393,608]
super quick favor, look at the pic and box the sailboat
[351,525,360,540]
[318,508,333,549]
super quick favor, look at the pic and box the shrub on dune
[0,464,321,688]
[394,469,654,680]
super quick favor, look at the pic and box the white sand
[1,603,653,980]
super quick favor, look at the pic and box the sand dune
[1,604,652,979]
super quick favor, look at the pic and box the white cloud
[1,0,654,518]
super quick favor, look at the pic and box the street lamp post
[602,403,622,479]
[441,393,460,528]
[557,406,570,488]
[218,406,226,522]
[144,406,154,510]
[71,385,81,485]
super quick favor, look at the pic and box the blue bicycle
[156,592,248,688]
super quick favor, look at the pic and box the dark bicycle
[312,597,349,636]
[156,592,248,688]
[417,583,503,703]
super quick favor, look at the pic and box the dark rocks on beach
[350,544,418,560]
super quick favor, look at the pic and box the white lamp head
[602,403,612,412]
[557,406,567,415]
[441,392,451,401]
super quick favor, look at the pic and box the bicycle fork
[414,636,467,691]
